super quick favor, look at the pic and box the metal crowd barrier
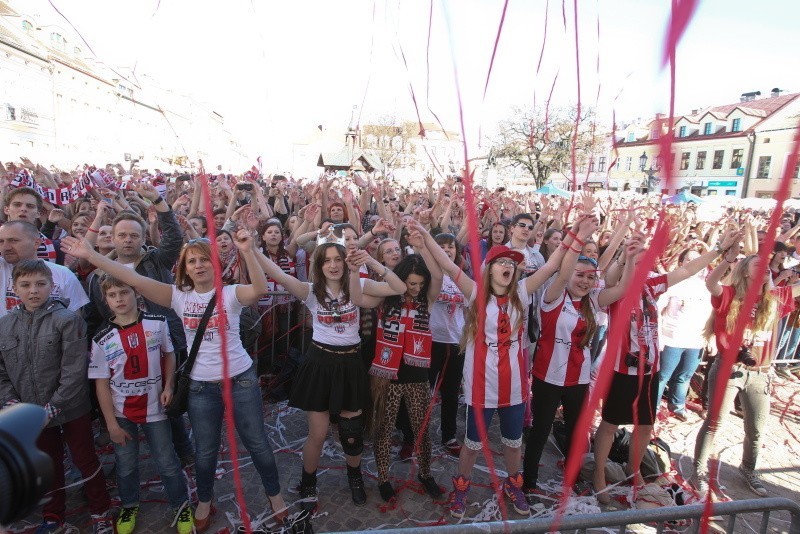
[337,498,800,534]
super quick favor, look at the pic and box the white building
[0,1,247,171]
[608,90,800,198]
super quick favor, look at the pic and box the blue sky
[27,0,800,165]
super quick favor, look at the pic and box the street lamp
[638,151,659,193]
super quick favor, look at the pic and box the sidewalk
[9,374,800,533]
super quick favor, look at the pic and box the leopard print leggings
[374,382,432,483]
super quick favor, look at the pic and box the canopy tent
[534,183,572,198]
[665,190,704,204]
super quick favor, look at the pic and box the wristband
[560,242,571,250]
[572,234,586,246]
[88,227,99,233]
[153,196,164,205]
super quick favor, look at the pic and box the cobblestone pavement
[9,374,800,533]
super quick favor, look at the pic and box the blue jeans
[113,417,188,510]
[188,364,281,502]
[465,403,525,449]
[775,319,800,362]
[657,346,703,414]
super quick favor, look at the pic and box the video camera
[0,404,54,526]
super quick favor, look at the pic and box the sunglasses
[516,222,535,230]
[493,258,518,268]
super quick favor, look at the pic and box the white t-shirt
[302,282,360,346]
[0,258,89,318]
[463,279,531,408]
[505,241,545,348]
[171,284,251,381]
[429,274,466,344]
[657,274,711,350]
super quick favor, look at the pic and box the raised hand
[233,228,254,251]
[48,208,65,224]
[134,182,161,202]
[60,236,95,260]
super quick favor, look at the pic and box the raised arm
[356,252,407,298]
[346,250,400,307]
[543,215,596,303]
[597,243,640,307]
[706,247,739,297]
[253,248,310,300]
[667,229,740,288]
[416,222,475,300]
[597,211,632,272]
[407,221,443,303]
[231,229,269,305]
[61,236,173,307]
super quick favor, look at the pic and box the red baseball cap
[484,245,524,266]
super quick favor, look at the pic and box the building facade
[608,90,800,198]
[0,1,246,170]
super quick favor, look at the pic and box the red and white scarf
[371,299,432,379]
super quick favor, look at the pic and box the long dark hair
[261,220,288,260]
[311,243,350,309]
[369,254,432,436]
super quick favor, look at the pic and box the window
[73,46,82,56]
[651,129,660,140]
[679,126,686,137]
[625,157,632,171]
[50,32,65,49]
[757,156,771,178]
[731,149,743,169]
[598,157,606,173]
[5,104,15,121]
[713,150,724,169]
[732,118,741,132]
[793,162,800,180]
[21,20,33,33]
[589,160,595,172]
[680,152,690,170]
[696,151,706,170]
[704,122,713,135]
[627,132,635,142]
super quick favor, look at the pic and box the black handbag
[165,293,218,418]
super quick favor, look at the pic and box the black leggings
[522,377,589,489]
[428,342,465,444]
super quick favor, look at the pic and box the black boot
[347,464,367,506]
[298,470,318,513]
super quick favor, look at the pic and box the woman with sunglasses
[61,230,289,532]
[415,220,578,518]
[353,227,445,503]
[522,218,635,504]
[255,240,406,511]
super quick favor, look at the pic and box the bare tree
[492,105,596,189]
[361,116,419,173]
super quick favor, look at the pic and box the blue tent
[534,183,572,198]
[666,190,704,204]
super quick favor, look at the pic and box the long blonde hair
[704,255,779,340]
[460,261,525,352]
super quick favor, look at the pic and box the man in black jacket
[82,182,194,464]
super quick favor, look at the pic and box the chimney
[691,109,699,115]
[771,87,783,98]
[740,91,761,102]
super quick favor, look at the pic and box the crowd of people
[1,157,799,533]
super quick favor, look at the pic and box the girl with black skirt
[256,240,406,511]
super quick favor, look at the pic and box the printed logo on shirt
[127,333,139,349]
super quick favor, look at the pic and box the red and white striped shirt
[88,313,175,423]
[464,280,530,408]
[533,288,601,386]
[608,274,668,376]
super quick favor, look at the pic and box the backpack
[641,437,672,480]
